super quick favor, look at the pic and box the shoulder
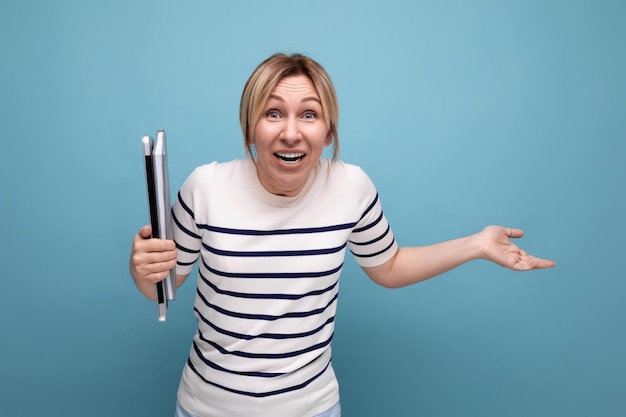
[323,160,376,192]
[183,159,249,187]
[312,160,379,213]
[178,160,251,207]
[187,159,245,177]
[177,160,252,221]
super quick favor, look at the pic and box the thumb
[504,227,524,239]
[138,225,153,239]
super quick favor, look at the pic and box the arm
[129,225,190,301]
[363,225,555,289]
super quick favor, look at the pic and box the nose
[281,117,300,144]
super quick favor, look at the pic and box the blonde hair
[239,53,339,160]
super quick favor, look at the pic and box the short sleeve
[171,163,216,276]
[346,166,398,268]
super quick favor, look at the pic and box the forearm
[364,233,483,288]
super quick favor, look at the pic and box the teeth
[275,153,305,164]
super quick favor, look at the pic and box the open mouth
[274,152,305,165]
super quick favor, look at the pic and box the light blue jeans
[175,400,341,417]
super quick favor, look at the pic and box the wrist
[467,232,485,262]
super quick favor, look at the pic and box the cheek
[314,125,332,147]
[253,121,277,144]
[252,125,265,145]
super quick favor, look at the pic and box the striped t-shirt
[173,158,397,417]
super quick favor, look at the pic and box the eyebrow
[267,94,322,104]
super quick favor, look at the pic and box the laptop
[142,130,176,321]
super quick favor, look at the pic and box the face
[252,74,332,196]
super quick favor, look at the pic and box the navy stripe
[173,211,201,240]
[176,242,200,254]
[197,331,334,360]
[187,354,332,397]
[202,242,346,257]
[177,192,195,220]
[177,260,197,267]
[358,193,379,221]
[196,222,357,236]
[201,257,343,279]
[199,270,339,300]
[191,342,283,378]
[353,211,384,233]
[196,288,338,321]
[195,307,336,340]
[349,224,391,246]
[351,239,397,259]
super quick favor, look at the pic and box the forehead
[270,74,319,100]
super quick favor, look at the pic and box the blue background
[1,1,625,416]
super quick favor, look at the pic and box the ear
[324,131,333,147]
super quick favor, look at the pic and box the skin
[252,75,332,197]
[129,75,555,300]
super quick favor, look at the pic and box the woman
[130,53,555,417]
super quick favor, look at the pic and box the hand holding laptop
[129,225,177,301]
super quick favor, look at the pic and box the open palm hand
[479,225,556,271]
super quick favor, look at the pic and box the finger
[133,234,176,253]
[138,225,153,239]
[535,258,556,269]
[143,259,178,282]
[518,257,556,270]
[133,247,176,266]
[132,255,177,282]
[148,238,176,252]
[505,227,524,239]
[130,241,175,268]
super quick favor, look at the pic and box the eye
[302,111,316,120]
[266,110,281,119]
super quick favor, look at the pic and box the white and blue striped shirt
[173,158,397,417]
